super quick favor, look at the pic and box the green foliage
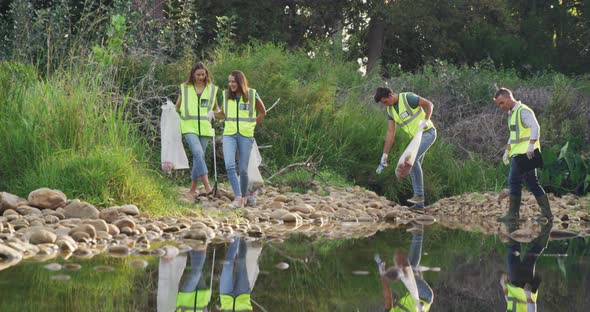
[0,61,173,213]
[541,140,590,195]
[92,14,127,67]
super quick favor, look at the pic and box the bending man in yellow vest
[500,221,552,312]
[378,224,434,312]
[218,70,267,208]
[494,88,553,222]
[176,62,222,200]
[374,87,437,212]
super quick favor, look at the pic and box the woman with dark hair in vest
[218,70,266,208]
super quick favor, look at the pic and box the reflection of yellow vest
[506,284,538,312]
[508,102,540,157]
[390,292,432,312]
[220,293,252,311]
[175,289,211,312]
[223,89,257,138]
[387,92,433,137]
[179,83,218,136]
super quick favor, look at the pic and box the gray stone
[27,188,67,210]
[64,200,99,219]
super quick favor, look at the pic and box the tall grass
[0,61,176,214]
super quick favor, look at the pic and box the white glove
[207,110,215,122]
[380,153,388,166]
[418,119,429,129]
[376,153,388,174]
[526,143,535,159]
[502,150,510,165]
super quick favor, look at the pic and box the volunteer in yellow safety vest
[175,249,211,312]
[217,70,266,208]
[175,62,222,200]
[219,237,261,312]
[494,88,553,222]
[378,224,434,312]
[500,220,552,312]
[374,87,437,212]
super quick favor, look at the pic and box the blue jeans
[223,134,254,197]
[220,238,251,296]
[184,134,210,180]
[410,128,437,206]
[409,228,433,304]
[179,250,207,292]
[508,160,545,197]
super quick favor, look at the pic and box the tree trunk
[366,13,385,75]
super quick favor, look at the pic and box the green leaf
[558,141,569,160]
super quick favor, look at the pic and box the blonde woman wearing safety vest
[374,87,437,213]
[175,62,221,200]
[494,88,553,222]
[218,70,267,208]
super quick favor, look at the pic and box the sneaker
[246,195,257,208]
[407,195,424,204]
[229,197,243,208]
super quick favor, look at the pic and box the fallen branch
[267,154,329,186]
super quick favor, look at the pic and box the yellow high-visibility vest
[387,92,433,137]
[175,289,211,312]
[508,102,541,157]
[390,292,432,312]
[179,83,218,136]
[223,89,257,138]
[505,283,538,312]
[220,293,252,312]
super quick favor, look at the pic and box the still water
[1,223,588,311]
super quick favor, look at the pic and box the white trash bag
[160,100,189,173]
[247,140,264,192]
[395,128,423,179]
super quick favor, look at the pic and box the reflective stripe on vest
[508,102,540,157]
[220,293,253,312]
[223,89,257,137]
[506,284,537,312]
[175,289,211,312]
[387,92,433,137]
[179,83,217,136]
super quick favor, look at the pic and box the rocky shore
[1,185,589,271]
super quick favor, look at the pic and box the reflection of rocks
[1,186,589,270]
[430,191,590,238]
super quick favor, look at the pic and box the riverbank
[1,185,589,271]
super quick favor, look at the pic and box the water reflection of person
[220,237,262,312]
[379,224,434,312]
[157,245,211,312]
[500,221,552,311]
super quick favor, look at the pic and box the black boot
[497,195,520,222]
[533,194,553,222]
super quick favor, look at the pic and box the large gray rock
[29,229,57,245]
[118,205,139,216]
[0,192,27,212]
[28,188,67,210]
[63,200,99,219]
